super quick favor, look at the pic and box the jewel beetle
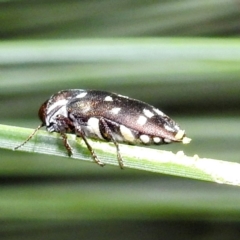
[15,89,191,168]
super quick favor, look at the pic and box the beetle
[14,89,191,168]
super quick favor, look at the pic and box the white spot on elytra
[143,109,154,118]
[137,115,147,126]
[140,135,150,144]
[120,125,135,142]
[87,117,102,139]
[175,125,180,131]
[154,108,164,116]
[164,138,172,143]
[76,92,87,98]
[164,124,175,132]
[104,96,113,101]
[175,130,185,140]
[111,107,121,114]
[153,137,161,143]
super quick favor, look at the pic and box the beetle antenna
[14,123,43,150]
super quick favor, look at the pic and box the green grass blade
[1,124,240,186]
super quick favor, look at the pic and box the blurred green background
[0,0,240,239]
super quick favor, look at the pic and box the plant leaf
[1,124,240,186]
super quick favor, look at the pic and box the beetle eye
[38,100,48,125]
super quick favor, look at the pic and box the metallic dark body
[15,89,188,168]
[47,90,180,143]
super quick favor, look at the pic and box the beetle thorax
[45,99,69,132]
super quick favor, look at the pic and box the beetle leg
[74,124,105,167]
[99,117,124,169]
